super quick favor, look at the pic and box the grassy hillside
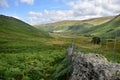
[35,16,113,33]
[35,20,88,32]
[0,15,50,53]
[82,16,114,26]
[81,14,120,38]
[35,14,119,38]
[0,15,49,38]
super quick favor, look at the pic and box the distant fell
[82,14,120,38]
[82,16,114,26]
[35,16,113,33]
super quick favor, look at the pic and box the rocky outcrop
[67,47,120,80]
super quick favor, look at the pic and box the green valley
[35,15,120,38]
[0,14,120,80]
[0,15,71,80]
[35,16,114,34]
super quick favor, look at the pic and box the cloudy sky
[0,0,120,25]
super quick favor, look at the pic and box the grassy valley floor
[0,32,120,80]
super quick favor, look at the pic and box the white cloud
[68,0,120,17]
[29,11,42,16]
[0,0,9,8]
[20,0,34,5]
[27,10,75,24]
[26,0,120,24]
[15,0,34,5]
[12,15,21,19]
[15,0,34,6]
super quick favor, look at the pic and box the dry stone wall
[67,47,120,80]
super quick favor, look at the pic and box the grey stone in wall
[69,52,120,80]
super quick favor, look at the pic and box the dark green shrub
[0,67,6,80]
[52,56,72,80]
[5,68,23,80]
[91,37,101,44]
[28,68,44,80]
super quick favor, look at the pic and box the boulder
[69,52,120,80]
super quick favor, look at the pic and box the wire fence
[99,31,120,52]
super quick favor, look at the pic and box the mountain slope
[35,20,86,32]
[0,15,49,39]
[82,14,120,38]
[35,16,113,33]
[82,16,114,26]
[0,15,50,53]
